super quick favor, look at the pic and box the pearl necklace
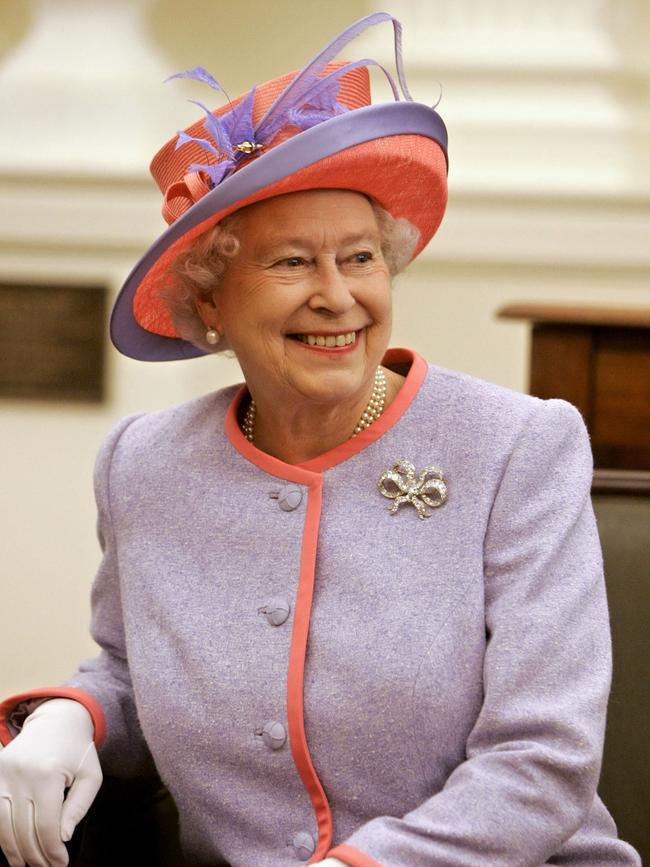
[242,366,387,443]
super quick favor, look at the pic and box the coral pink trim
[223,347,427,863]
[225,397,319,485]
[329,844,384,866]
[224,348,426,476]
[300,348,426,472]
[0,688,107,748]
[287,479,334,863]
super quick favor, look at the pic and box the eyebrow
[256,232,381,256]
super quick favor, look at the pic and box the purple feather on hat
[219,88,257,147]
[169,69,345,186]
[165,66,226,92]
[167,12,415,189]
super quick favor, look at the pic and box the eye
[276,256,307,268]
[351,251,374,264]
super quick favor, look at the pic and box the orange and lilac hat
[110,12,449,361]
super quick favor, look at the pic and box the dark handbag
[65,776,189,866]
[0,776,189,867]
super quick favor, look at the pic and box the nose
[307,259,356,315]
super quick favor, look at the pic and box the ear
[195,294,223,332]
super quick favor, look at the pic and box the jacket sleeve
[329,399,627,866]
[1,415,156,779]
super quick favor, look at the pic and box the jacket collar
[224,347,427,481]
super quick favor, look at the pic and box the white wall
[1,0,649,697]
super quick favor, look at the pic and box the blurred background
[1,0,649,856]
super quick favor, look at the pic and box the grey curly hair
[160,197,420,354]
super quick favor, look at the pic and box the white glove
[0,698,102,867]
[314,860,350,866]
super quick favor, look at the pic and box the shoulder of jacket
[426,363,540,413]
[95,384,241,476]
[420,363,541,431]
[420,364,588,456]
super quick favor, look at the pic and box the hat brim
[111,101,448,362]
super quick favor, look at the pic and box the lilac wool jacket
[2,349,640,867]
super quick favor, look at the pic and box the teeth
[296,331,357,347]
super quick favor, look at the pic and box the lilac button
[261,720,286,750]
[259,597,291,626]
[269,485,303,511]
[292,831,315,860]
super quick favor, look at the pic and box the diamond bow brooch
[378,459,448,520]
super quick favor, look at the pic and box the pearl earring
[205,327,220,345]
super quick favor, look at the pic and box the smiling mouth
[288,330,359,348]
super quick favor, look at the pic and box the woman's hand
[0,698,102,867]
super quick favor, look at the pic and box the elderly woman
[0,13,641,867]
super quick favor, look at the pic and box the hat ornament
[165,12,421,208]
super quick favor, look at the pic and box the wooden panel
[591,330,650,470]
[498,305,650,471]
[0,282,106,401]
[592,335,650,445]
[499,303,650,329]
[529,325,593,422]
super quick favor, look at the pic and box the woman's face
[204,189,393,410]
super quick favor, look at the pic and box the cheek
[215,279,264,336]
[221,298,288,355]
[368,281,393,323]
